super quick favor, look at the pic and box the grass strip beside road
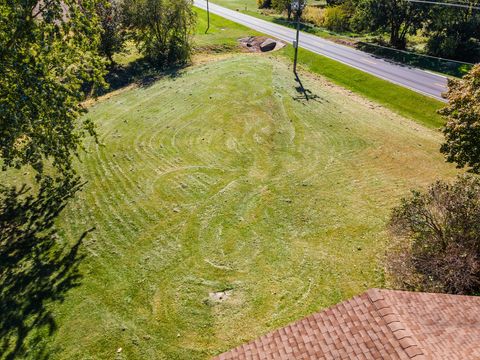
[276,46,445,129]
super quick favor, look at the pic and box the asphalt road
[194,0,448,102]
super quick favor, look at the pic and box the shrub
[386,176,480,295]
[323,6,350,32]
[302,6,325,27]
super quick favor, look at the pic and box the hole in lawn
[209,289,233,303]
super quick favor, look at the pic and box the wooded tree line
[262,0,480,62]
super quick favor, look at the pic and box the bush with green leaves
[386,176,480,295]
[323,6,350,32]
[302,6,325,27]
[123,0,196,68]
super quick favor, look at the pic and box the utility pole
[291,0,304,74]
[205,0,210,34]
[293,9,300,74]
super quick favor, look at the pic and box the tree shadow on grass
[100,58,185,95]
[0,177,92,360]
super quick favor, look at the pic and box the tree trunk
[390,25,406,49]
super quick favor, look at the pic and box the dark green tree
[97,0,126,64]
[440,64,480,173]
[425,2,480,62]
[123,0,196,68]
[272,0,293,20]
[257,0,272,9]
[352,0,427,49]
[0,0,107,178]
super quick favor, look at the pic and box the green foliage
[0,0,107,177]
[425,3,480,62]
[323,6,350,32]
[123,0,196,68]
[352,0,426,49]
[440,64,480,173]
[272,0,293,19]
[257,0,272,9]
[97,0,126,63]
[301,6,325,26]
[387,176,480,294]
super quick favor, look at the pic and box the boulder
[260,38,277,52]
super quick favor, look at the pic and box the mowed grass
[193,8,446,128]
[276,47,446,128]
[31,54,459,359]
[194,8,260,50]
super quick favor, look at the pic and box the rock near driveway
[260,38,277,52]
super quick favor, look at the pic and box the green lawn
[276,47,445,128]
[0,10,459,360]
[11,53,456,359]
[195,8,445,128]
[194,8,260,51]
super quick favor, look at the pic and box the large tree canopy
[440,64,480,173]
[352,0,426,49]
[122,0,196,68]
[0,0,107,177]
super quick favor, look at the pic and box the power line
[405,0,480,10]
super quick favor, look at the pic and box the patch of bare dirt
[239,36,286,53]
[330,38,358,48]
[209,290,232,303]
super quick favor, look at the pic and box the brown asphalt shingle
[213,289,480,360]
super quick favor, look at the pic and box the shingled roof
[214,289,480,360]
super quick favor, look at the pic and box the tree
[123,0,196,68]
[272,0,293,20]
[425,2,480,62]
[386,176,480,295]
[440,64,480,173]
[352,0,427,49]
[272,0,307,21]
[97,0,126,64]
[0,0,107,178]
[257,0,272,9]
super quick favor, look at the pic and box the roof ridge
[367,289,428,360]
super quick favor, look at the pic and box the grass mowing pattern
[40,55,458,359]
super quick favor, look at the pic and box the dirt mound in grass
[239,36,286,53]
